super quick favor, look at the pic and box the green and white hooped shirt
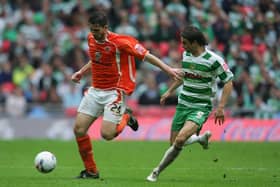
[178,48,234,110]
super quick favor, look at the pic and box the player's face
[181,37,197,54]
[181,37,192,52]
[89,23,107,42]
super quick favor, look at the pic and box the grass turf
[0,140,279,187]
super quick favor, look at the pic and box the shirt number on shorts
[196,111,204,119]
[110,103,121,115]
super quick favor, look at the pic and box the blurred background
[0,0,280,141]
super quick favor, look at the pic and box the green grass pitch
[0,140,279,187]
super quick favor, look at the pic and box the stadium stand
[0,0,280,119]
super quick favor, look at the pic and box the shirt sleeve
[117,37,149,61]
[212,58,234,83]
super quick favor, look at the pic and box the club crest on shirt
[104,46,111,52]
[190,64,195,70]
[95,52,102,61]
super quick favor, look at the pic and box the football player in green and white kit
[147,25,234,182]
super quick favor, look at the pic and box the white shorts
[77,87,126,124]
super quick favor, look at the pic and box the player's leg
[184,131,212,149]
[169,131,179,145]
[171,125,211,149]
[101,107,138,140]
[74,87,103,179]
[147,109,210,182]
[74,113,99,178]
[124,107,139,131]
[101,90,138,140]
[147,109,186,181]
[147,130,179,182]
[183,109,212,149]
[169,130,211,149]
[100,120,119,140]
[101,90,126,140]
[147,121,198,182]
[170,128,211,149]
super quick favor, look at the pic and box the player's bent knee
[174,135,187,147]
[73,125,87,137]
[101,131,115,140]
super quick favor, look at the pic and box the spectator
[5,86,27,117]
[0,61,12,85]
[12,53,34,90]
[114,9,139,37]
[0,0,279,118]
[138,72,161,105]
[37,63,60,103]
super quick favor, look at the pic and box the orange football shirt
[87,31,148,95]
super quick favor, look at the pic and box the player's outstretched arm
[160,79,183,105]
[145,53,184,81]
[215,80,233,125]
[71,60,92,83]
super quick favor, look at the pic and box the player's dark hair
[181,25,208,46]
[88,11,108,26]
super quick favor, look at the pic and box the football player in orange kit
[71,11,184,179]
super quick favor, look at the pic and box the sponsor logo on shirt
[185,72,203,79]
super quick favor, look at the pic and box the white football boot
[199,130,212,149]
[146,168,159,182]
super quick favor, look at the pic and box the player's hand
[71,71,82,83]
[160,91,171,105]
[214,107,225,126]
[169,68,184,81]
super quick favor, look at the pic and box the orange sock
[76,134,98,173]
[116,113,130,135]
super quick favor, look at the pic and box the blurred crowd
[0,0,280,118]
